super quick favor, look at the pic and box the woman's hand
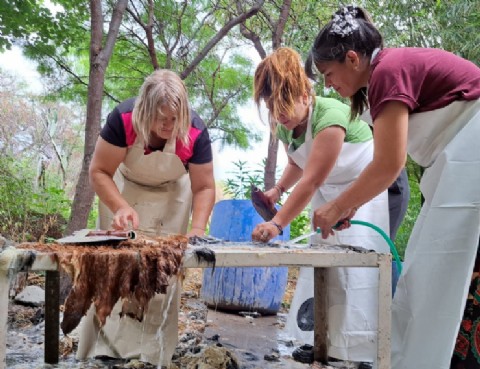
[252,221,280,242]
[312,201,356,239]
[263,188,281,207]
[112,206,140,230]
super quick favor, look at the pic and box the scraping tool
[288,227,322,245]
[56,229,136,244]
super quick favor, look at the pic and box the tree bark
[65,0,128,235]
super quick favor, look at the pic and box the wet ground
[203,309,312,369]
[5,269,355,369]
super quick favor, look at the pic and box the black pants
[388,168,410,296]
[388,168,410,241]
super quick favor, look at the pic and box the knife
[251,184,277,221]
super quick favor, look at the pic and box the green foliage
[288,208,311,242]
[222,160,263,199]
[222,159,311,240]
[434,0,480,63]
[0,156,69,242]
[87,196,99,229]
[393,158,423,258]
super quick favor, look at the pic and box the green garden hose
[350,220,403,274]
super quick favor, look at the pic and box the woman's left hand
[252,222,280,243]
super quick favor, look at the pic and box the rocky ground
[6,267,357,369]
[6,267,314,369]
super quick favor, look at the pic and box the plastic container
[200,199,290,315]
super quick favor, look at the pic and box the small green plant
[222,160,263,199]
[222,159,312,240]
[288,207,311,242]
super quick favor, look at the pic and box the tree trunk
[264,138,279,190]
[65,0,128,235]
[252,0,292,190]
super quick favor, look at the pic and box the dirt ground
[7,267,302,368]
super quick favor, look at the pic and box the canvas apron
[391,99,480,369]
[285,109,390,362]
[77,136,192,366]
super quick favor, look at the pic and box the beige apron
[285,108,390,362]
[391,99,480,369]
[77,136,192,366]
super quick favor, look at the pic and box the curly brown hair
[254,47,314,133]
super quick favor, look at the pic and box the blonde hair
[254,47,314,133]
[132,69,191,145]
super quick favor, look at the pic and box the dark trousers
[388,168,410,296]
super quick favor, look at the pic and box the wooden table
[0,245,392,369]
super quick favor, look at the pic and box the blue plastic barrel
[200,199,290,315]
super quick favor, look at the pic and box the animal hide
[16,234,188,335]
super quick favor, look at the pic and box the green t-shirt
[277,96,372,149]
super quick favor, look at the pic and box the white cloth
[285,107,390,361]
[391,99,480,369]
[77,136,192,366]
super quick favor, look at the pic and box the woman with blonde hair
[251,47,389,367]
[78,69,215,366]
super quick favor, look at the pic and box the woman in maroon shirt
[305,5,480,369]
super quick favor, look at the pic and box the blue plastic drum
[200,199,290,315]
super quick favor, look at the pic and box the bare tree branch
[272,0,291,49]
[236,1,267,58]
[180,0,265,80]
[127,0,159,69]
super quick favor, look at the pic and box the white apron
[285,109,390,362]
[391,99,480,369]
[77,136,192,366]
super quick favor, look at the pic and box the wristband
[269,221,283,235]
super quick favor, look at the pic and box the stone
[14,285,45,307]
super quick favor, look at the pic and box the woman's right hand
[112,206,140,230]
[313,201,355,239]
[263,188,281,207]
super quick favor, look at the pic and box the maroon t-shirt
[368,48,480,121]
[100,98,213,169]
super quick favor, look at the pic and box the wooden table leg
[313,267,328,364]
[377,254,392,369]
[45,270,59,364]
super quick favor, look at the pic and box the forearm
[190,187,215,232]
[271,178,317,228]
[275,162,303,192]
[90,170,130,213]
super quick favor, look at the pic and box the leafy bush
[0,156,69,242]
[393,160,423,259]
[288,207,311,241]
